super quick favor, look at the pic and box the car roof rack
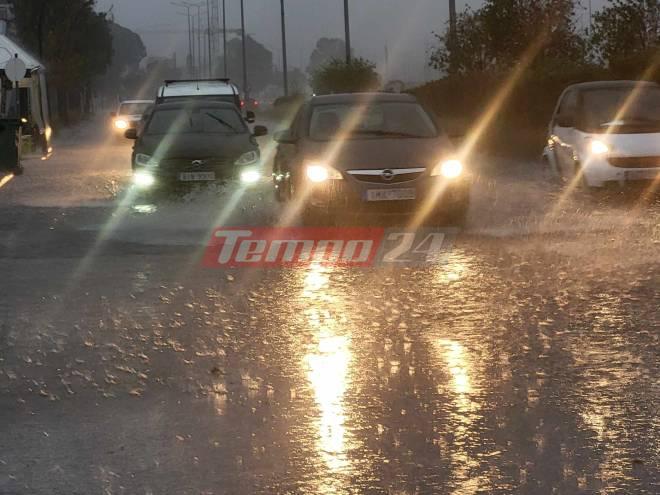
[164,78,232,85]
[160,79,238,99]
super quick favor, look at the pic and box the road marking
[0,174,14,189]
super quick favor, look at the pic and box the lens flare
[306,164,330,183]
[438,160,463,178]
[133,171,155,188]
[114,119,129,130]
[590,140,609,155]
[240,169,261,184]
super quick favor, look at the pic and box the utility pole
[222,0,228,77]
[172,2,194,76]
[448,0,457,72]
[240,0,248,97]
[206,0,213,76]
[195,4,203,76]
[280,0,289,96]
[343,0,351,64]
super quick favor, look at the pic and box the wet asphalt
[0,119,658,494]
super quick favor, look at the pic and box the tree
[96,22,148,101]
[307,38,348,75]
[311,58,380,95]
[431,0,587,75]
[218,35,274,93]
[12,0,112,121]
[591,0,660,74]
[430,8,490,73]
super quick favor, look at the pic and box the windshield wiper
[349,130,425,138]
[205,112,239,132]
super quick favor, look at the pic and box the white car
[543,81,660,188]
[111,100,153,134]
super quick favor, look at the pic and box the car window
[580,87,660,132]
[309,102,438,140]
[145,107,246,135]
[557,90,577,119]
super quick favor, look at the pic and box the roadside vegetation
[413,0,660,157]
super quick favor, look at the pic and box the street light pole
[172,2,194,76]
[280,0,289,96]
[196,5,203,76]
[240,0,248,97]
[448,0,457,72]
[206,0,212,76]
[343,0,351,64]
[222,0,227,77]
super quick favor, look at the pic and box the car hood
[137,133,255,160]
[299,137,452,171]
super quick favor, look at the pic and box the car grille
[158,158,233,173]
[608,156,660,168]
[347,168,426,184]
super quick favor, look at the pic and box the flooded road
[0,119,658,494]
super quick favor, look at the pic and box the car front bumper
[582,155,660,187]
[302,174,470,215]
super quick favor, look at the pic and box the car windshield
[145,107,246,135]
[118,102,152,116]
[581,87,660,132]
[309,102,438,140]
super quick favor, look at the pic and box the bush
[411,64,615,157]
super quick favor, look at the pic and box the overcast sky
[96,0,608,83]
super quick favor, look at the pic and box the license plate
[365,188,416,202]
[179,172,216,182]
[625,170,660,181]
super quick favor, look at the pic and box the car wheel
[274,180,286,202]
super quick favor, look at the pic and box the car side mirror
[253,125,268,137]
[124,128,138,140]
[274,129,296,144]
[110,111,117,118]
[556,114,575,128]
[246,111,256,123]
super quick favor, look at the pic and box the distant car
[125,101,267,189]
[244,97,260,112]
[155,79,254,123]
[272,93,471,225]
[544,80,660,188]
[111,100,153,134]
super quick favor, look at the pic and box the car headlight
[590,139,609,155]
[431,159,464,178]
[133,170,155,188]
[235,150,259,166]
[114,119,128,130]
[240,169,261,184]
[135,153,158,167]
[305,162,343,182]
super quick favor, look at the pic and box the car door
[552,89,579,177]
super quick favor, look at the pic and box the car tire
[274,181,286,202]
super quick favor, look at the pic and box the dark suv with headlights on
[125,101,267,189]
[273,93,470,225]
